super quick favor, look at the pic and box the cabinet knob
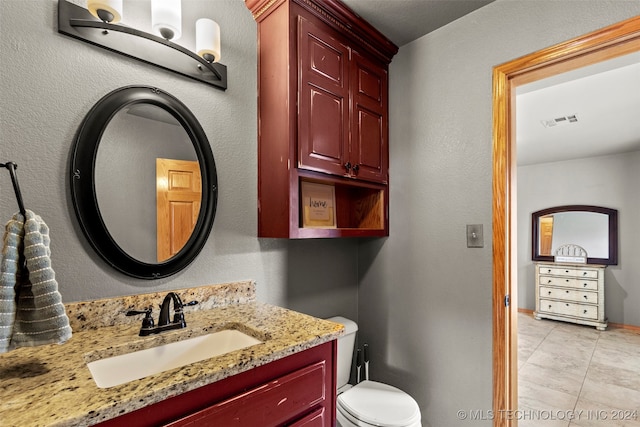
[566,290,569,293]
[548,291,552,295]
[584,295,588,300]
[352,164,360,173]
[344,162,352,171]
[584,310,588,314]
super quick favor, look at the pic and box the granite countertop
[0,281,343,427]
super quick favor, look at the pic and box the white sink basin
[87,329,263,388]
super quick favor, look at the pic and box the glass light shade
[87,0,123,23]
[151,0,182,41]
[196,19,221,63]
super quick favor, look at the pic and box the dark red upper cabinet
[298,15,350,178]
[246,0,398,238]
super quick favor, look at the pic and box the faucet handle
[126,308,155,329]
[171,301,198,326]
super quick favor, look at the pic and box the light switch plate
[467,224,484,248]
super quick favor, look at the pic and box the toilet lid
[337,381,421,427]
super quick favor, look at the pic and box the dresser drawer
[539,299,598,320]
[537,266,599,279]
[538,276,598,291]
[539,286,597,303]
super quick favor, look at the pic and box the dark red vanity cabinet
[95,341,336,427]
[246,0,397,238]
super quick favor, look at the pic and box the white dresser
[534,262,607,330]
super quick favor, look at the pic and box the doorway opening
[492,16,640,427]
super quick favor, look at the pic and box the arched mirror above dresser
[531,205,618,330]
[532,205,618,265]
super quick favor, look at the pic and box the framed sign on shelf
[300,181,336,228]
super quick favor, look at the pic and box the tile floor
[518,312,640,426]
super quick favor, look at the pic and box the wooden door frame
[492,16,640,427]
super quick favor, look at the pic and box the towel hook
[1,161,27,216]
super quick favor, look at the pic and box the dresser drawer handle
[566,290,569,293]
[548,291,552,295]
[584,295,588,300]
[566,303,570,307]
[547,269,552,273]
[583,283,588,287]
[566,279,570,283]
[584,309,588,314]
[549,305,552,309]
[548,280,552,284]
[565,270,570,273]
[583,272,588,276]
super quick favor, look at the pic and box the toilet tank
[327,316,358,389]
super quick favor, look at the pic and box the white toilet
[329,316,422,427]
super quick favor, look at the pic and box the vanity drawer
[167,361,327,426]
[539,299,598,320]
[539,286,597,303]
[537,266,599,279]
[538,276,598,291]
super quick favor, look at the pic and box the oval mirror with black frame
[71,85,218,279]
[531,205,618,265]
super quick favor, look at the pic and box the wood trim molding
[244,0,398,63]
[608,322,640,333]
[492,15,640,427]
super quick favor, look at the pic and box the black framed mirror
[71,86,218,279]
[531,205,618,265]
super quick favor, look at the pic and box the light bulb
[151,0,182,41]
[87,0,123,23]
[196,19,221,63]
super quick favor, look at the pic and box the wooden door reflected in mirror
[156,159,202,262]
[539,216,553,256]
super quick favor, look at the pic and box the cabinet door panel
[298,16,350,176]
[351,51,388,183]
[354,106,383,180]
[356,65,382,104]
[309,37,345,85]
[306,86,346,164]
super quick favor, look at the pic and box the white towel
[0,210,72,353]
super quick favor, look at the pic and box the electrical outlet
[467,224,483,248]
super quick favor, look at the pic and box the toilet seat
[337,380,421,427]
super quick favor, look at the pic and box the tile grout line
[567,329,601,427]
[519,321,558,371]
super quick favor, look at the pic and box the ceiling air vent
[541,114,578,128]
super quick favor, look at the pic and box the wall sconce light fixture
[58,0,227,90]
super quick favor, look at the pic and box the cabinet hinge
[504,294,511,307]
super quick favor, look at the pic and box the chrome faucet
[126,292,198,336]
